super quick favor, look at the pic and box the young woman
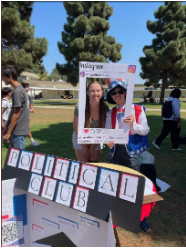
[73,81,109,163]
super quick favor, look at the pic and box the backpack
[179,135,186,144]
[161,101,173,118]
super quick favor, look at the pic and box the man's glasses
[111,89,124,96]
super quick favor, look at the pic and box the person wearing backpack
[152,88,182,151]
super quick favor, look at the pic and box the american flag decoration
[2,215,23,223]
[10,237,25,246]
[105,78,125,87]
[79,71,85,77]
[2,215,25,246]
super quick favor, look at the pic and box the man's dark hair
[21,82,29,88]
[2,65,17,80]
[170,88,181,99]
[2,87,12,97]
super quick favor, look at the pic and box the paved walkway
[34,105,186,112]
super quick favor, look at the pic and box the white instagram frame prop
[78,61,136,144]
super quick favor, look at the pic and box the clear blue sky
[31,1,166,84]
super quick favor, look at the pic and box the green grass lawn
[33,98,186,110]
[33,99,78,106]
[1,107,186,246]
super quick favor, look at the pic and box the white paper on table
[156,178,171,193]
[2,202,13,216]
[144,177,156,196]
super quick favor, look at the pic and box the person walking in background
[73,81,109,163]
[152,88,182,151]
[143,93,146,102]
[2,65,29,149]
[2,87,12,131]
[21,82,39,146]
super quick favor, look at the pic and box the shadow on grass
[2,115,186,246]
[139,102,161,107]
[33,101,76,106]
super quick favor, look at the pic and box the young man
[2,87,12,130]
[2,65,29,149]
[106,81,150,171]
[21,82,39,146]
[106,80,151,232]
[152,88,182,151]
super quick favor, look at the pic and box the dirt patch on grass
[30,108,74,125]
[116,227,155,247]
[117,227,186,247]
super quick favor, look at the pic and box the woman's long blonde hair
[85,81,106,128]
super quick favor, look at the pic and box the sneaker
[31,140,40,146]
[152,141,160,150]
[140,218,151,233]
[171,148,182,151]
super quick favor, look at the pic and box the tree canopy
[56,1,122,86]
[2,1,48,75]
[47,68,60,82]
[139,1,186,103]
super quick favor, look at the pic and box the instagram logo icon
[128,65,136,74]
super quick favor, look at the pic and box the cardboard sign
[2,179,115,247]
[78,62,136,144]
[3,148,145,233]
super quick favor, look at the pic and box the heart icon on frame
[84,129,89,134]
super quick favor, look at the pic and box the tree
[2,2,48,75]
[47,68,67,82]
[25,63,47,75]
[37,71,48,81]
[139,2,186,104]
[56,2,122,86]
[47,68,63,82]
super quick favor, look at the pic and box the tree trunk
[160,69,167,104]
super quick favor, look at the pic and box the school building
[2,71,186,99]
